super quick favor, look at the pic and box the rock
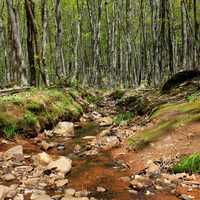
[33,152,52,165]
[7,184,18,198]
[14,194,24,200]
[0,185,10,200]
[82,136,96,140]
[65,188,76,196]
[57,144,65,151]
[4,145,23,160]
[40,141,56,151]
[53,122,74,137]
[146,160,160,177]
[46,156,72,175]
[75,190,90,197]
[55,179,69,187]
[2,173,15,181]
[130,180,145,190]
[128,190,138,195]
[74,145,81,154]
[31,192,52,200]
[96,187,106,192]
[180,194,193,200]
[99,129,110,137]
[97,117,113,126]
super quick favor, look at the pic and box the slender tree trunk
[55,0,65,79]
[41,0,49,86]
[6,0,27,86]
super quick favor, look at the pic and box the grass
[113,112,134,125]
[0,88,88,137]
[172,153,200,173]
[129,96,200,150]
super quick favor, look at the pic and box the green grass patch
[114,112,134,125]
[3,124,17,138]
[172,153,200,173]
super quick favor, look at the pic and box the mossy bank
[0,88,93,138]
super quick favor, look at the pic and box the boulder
[46,156,72,175]
[3,145,23,160]
[53,122,74,137]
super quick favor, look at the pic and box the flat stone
[55,179,69,187]
[4,145,23,160]
[2,173,15,181]
[0,185,10,200]
[47,156,72,175]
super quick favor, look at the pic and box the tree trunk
[6,0,27,86]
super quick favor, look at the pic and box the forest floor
[0,83,200,200]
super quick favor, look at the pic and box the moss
[0,88,87,137]
[128,120,176,150]
[172,153,200,173]
[128,105,200,150]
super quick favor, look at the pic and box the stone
[146,160,160,176]
[30,190,51,200]
[46,156,72,175]
[7,184,18,198]
[55,179,69,187]
[40,141,56,151]
[33,152,52,165]
[0,185,10,200]
[2,173,15,181]
[4,145,23,160]
[97,117,113,126]
[130,179,148,190]
[180,194,193,200]
[65,188,76,196]
[96,187,106,192]
[53,122,74,137]
[14,194,24,200]
[128,190,138,195]
[75,190,90,197]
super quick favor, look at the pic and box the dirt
[1,91,200,200]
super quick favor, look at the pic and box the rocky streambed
[0,100,200,200]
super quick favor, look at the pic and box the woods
[0,0,199,88]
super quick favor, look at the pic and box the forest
[0,0,199,88]
[0,0,200,200]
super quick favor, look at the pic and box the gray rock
[33,152,52,165]
[180,194,193,200]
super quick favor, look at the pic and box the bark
[55,0,65,79]
[6,0,27,86]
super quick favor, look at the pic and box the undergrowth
[172,153,200,173]
[114,112,134,125]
